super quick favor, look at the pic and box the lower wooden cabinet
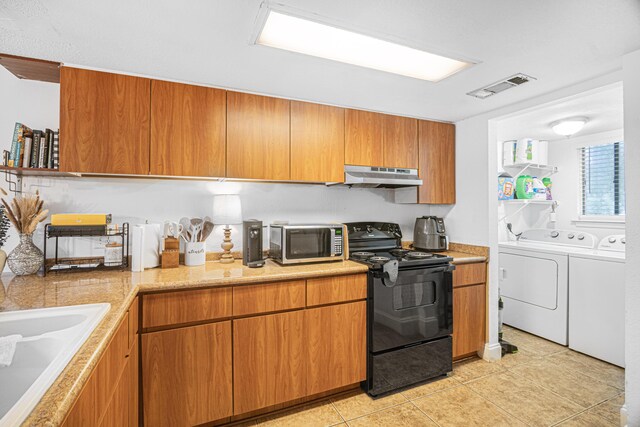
[233,310,306,414]
[99,358,130,427]
[453,283,486,359]
[128,338,139,427]
[142,321,232,427]
[306,301,366,395]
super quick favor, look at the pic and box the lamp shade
[212,194,242,225]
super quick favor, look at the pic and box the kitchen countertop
[2,248,486,426]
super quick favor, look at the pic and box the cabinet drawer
[306,274,367,307]
[142,287,232,329]
[453,263,486,288]
[233,280,305,316]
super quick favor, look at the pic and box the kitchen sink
[0,303,110,426]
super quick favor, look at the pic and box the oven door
[370,265,453,353]
[283,227,335,263]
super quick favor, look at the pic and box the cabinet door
[418,120,456,204]
[290,101,344,182]
[59,67,150,174]
[345,109,384,166]
[227,92,290,180]
[142,321,232,426]
[305,301,366,395]
[383,114,418,169]
[233,311,306,415]
[99,360,129,427]
[150,80,226,177]
[453,284,486,359]
[128,338,139,427]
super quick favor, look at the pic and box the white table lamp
[212,194,242,263]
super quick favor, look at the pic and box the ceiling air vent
[467,73,536,99]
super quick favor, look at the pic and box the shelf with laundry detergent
[502,163,558,179]
[498,199,559,222]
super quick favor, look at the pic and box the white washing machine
[569,235,626,367]
[499,229,597,345]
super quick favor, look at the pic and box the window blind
[580,141,625,216]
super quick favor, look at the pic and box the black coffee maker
[242,220,265,267]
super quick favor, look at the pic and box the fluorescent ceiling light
[550,116,589,136]
[256,10,473,82]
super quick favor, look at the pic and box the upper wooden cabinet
[345,109,384,167]
[60,67,151,174]
[383,114,418,169]
[150,80,226,177]
[227,92,290,180]
[345,109,418,169]
[418,120,456,204]
[290,101,345,182]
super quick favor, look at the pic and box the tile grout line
[329,401,347,425]
[408,400,443,427]
[463,382,533,426]
[334,398,411,424]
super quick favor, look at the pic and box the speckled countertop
[2,248,486,426]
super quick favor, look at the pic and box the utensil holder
[184,242,206,266]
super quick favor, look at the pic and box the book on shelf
[38,133,46,168]
[52,130,59,169]
[30,130,41,168]
[22,136,33,168]
[9,123,32,167]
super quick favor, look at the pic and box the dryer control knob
[609,237,617,244]
[568,233,575,239]
[577,234,585,240]
[550,231,559,238]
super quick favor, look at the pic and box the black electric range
[345,222,454,397]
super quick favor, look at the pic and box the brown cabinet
[142,321,233,427]
[233,280,305,316]
[128,338,139,427]
[63,306,138,427]
[345,109,418,169]
[305,301,366,395]
[59,67,151,174]
[306,273,367,307]
[227,92,290,180]
[417,120,456,204]
[452,262,486,359]
[290,101,345,182]
[345,109,384,167]
[382,114,418,169]
[150,80,226,177]
[233,310,306,414]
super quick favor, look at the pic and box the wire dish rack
[43,223,129,276]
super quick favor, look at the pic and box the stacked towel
[0,334,22,368]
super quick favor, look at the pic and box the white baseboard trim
[479,342,502,361]
[620,403,627,427]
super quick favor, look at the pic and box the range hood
[341,165,423,188]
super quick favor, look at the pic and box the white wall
[622,48,640,427]
[548,129,625,241]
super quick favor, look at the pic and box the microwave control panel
[333,228,343,256]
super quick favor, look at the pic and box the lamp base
[220,226,235,264]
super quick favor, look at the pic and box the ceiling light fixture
[550,116,589,137]
[253,8,475,82]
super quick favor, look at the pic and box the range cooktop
[350,249,452,269]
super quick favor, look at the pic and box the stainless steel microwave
[270,224,345,264]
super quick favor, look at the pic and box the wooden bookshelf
[0,53,60,83]
[0,165,74,177]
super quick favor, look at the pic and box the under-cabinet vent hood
[341,165,422,188]
[467,73,536,99]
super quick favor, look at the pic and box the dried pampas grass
[0,188,48,235]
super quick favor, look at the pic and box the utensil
[200,220,214,242]
[179,217,191,242]
[190,218,204,242]
[164,221,184,239]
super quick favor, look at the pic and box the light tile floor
[240,326,624,426]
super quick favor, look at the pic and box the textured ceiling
[1,0,639,122]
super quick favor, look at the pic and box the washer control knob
[568,233,575,239]
[550,231,559,238]
[577,234,585,240]
[609,237,617,244]
[622,238,626,244]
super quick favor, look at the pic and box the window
[580,141,625,217]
